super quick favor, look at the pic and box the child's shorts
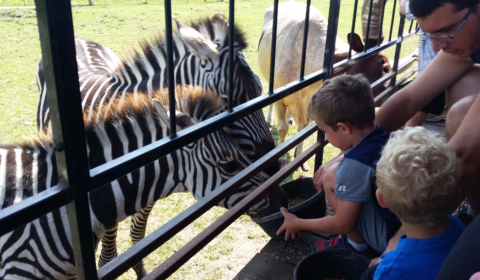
[357,201,400,254]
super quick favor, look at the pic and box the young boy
[276,74,401,256]
[369,127,465,280]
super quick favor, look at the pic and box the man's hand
[276,207,302,241]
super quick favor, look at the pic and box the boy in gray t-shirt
[276,74,401,256]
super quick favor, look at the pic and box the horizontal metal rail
[98,123,320,279]
[143,131,325,280]
[0,183,71,236]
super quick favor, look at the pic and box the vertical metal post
[268,0,279,94]
[348,0,359,59]
[390,10,406,90]
[323,0,341,79]
[34,0,97,279]
[228,0,235,112]
[364,0,374,51]
[388,0,398,41]
[165,0,177,136]
[377,0,387,44]
[314,0,341,172]
[299,0,311,80]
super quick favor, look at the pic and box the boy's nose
[431,39,449,52]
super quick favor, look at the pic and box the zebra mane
[83,85,225,131]
[0,133,54,150]
[114,13,248,73]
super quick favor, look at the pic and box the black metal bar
[142,127,324,280]
[377,0,387,44]
[364,0,374,51]
[314,130,325,174]
[268,0,279,94]
[408,18,414,32]
[34,0,97,278]
[324,0,341,79]
[388,12,406,90]
[348,0,359,59]
[388,0,397,41]
[164,0,176,136]
[97,124,319,279]
[228,0,235,112]
[0,184,71,236]
[299,0,311,79]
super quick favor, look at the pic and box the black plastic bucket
[251,177,326,240]
[293,249,370,280]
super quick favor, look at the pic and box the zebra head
[148,86,286,216]
[85,86,285,229]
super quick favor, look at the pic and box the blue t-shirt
[335,125,401,228]
[470,48,480,63]
[374,215,466,280]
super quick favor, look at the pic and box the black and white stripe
[36,14,278,173]
[1,86,284,280]
[35,14,280,279]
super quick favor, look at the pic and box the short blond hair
[307,74,375,131]
[376,127,459,225]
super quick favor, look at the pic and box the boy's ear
[336,122,352,135]
[376,189,389,208]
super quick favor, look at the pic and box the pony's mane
[83,85,225,131]
[115,14,248,71]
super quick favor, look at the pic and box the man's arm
[449,94,480,215]
[376,51,473,132]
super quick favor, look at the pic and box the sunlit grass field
[0,1,417,279]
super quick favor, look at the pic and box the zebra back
[36,13,280,176]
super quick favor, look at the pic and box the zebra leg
[266,104,274,130]
[130,202,156,279]
[98,224,119,268]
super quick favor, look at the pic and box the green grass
[0,1,418,279]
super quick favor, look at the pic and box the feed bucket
[251,177,326,240]
[293,249,370,280]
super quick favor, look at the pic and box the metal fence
[0,0,418,279]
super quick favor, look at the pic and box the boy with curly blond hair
[371,127,465,280]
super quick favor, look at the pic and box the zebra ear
[173,17,219,61]
[153,98,171,130]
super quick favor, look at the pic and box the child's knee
[322,162,339,191]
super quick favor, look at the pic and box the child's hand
[276,207,302,241]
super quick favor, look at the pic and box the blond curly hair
[376,127,459,225]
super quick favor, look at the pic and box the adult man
[376,0,480,215]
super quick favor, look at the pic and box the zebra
[0,85,286,280]
[35,13,281,278]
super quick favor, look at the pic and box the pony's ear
[173,17,219,61]
[153,98,171,130]
[347,33,365,53]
